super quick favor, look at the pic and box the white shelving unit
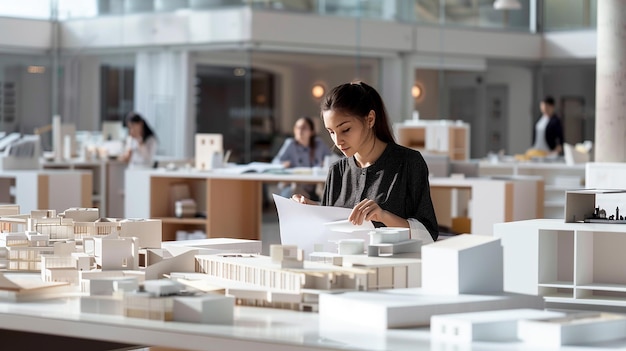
[395,120,470,161]
[495,218,626,308]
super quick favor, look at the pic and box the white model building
[0,231,54,271]
[422,234,503,295]
[84,233,139,271]
[41,241,92,284]
[190,247,373,311]
[0,208,162,249]
[366,227,421,257]
[122,279,234,324]
[318,235,543,329]
[430,308,566,342]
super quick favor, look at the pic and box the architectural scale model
[318,235,543,329]
[564,189,626,223]
[365,227,421,257]
[184,245,373,312]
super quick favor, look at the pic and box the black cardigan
[321,142,439,241]
[532,114,564,151]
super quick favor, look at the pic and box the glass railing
[0,0,597,33]
[407,0,531,31]
[0,0,52,20]
[542,0,596,31]
[45,0,533,32]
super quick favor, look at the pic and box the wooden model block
[422,235,503,295]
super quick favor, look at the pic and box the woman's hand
[291,194,318,205]
[349,198,385,225]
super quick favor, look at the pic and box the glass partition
[543,0,596,31]
[0,54,54,147]
[54,0,535,32]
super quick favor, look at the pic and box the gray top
[272,137,332,168]
[321,142,439,241]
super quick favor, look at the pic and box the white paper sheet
[272,194,374,256]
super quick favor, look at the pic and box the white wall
[486,65,534,155]
[440,65,534,157]
[0,18,51,53]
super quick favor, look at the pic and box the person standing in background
[119,112,158,169]
[531,96,564,155]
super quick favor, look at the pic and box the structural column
[595,0,626,162]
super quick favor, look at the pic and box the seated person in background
[272,116,332,201]
[292,81,439,244]
[523,95,564,159]
[119,112,158,169]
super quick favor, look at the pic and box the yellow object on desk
[514,148,548,161]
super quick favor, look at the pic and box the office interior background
[0,0,597,164]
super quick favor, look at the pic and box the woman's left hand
[349,198,385,225]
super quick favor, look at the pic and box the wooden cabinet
[395,121,470,161]
[147,175,261,241]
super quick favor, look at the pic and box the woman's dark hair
[543,95,555,106]
[320,81,395,143]
[298,116,317,164]
[126,112,156,143]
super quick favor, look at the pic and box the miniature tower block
[422,235,503,295]
[270,245,304,269]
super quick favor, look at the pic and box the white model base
[173,294,235,324]
[318,288,543,330]
[430,308,565,342]
[81,295,124,315]
[518,312,626,347]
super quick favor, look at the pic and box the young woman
[119,112,158,169]
[272,116,332,201]
[292,81,439,243]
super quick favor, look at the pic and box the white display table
[0,293,624,351]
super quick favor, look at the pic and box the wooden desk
[125,169,326,241]
[0,170,92,213]
[126,169,544,240]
